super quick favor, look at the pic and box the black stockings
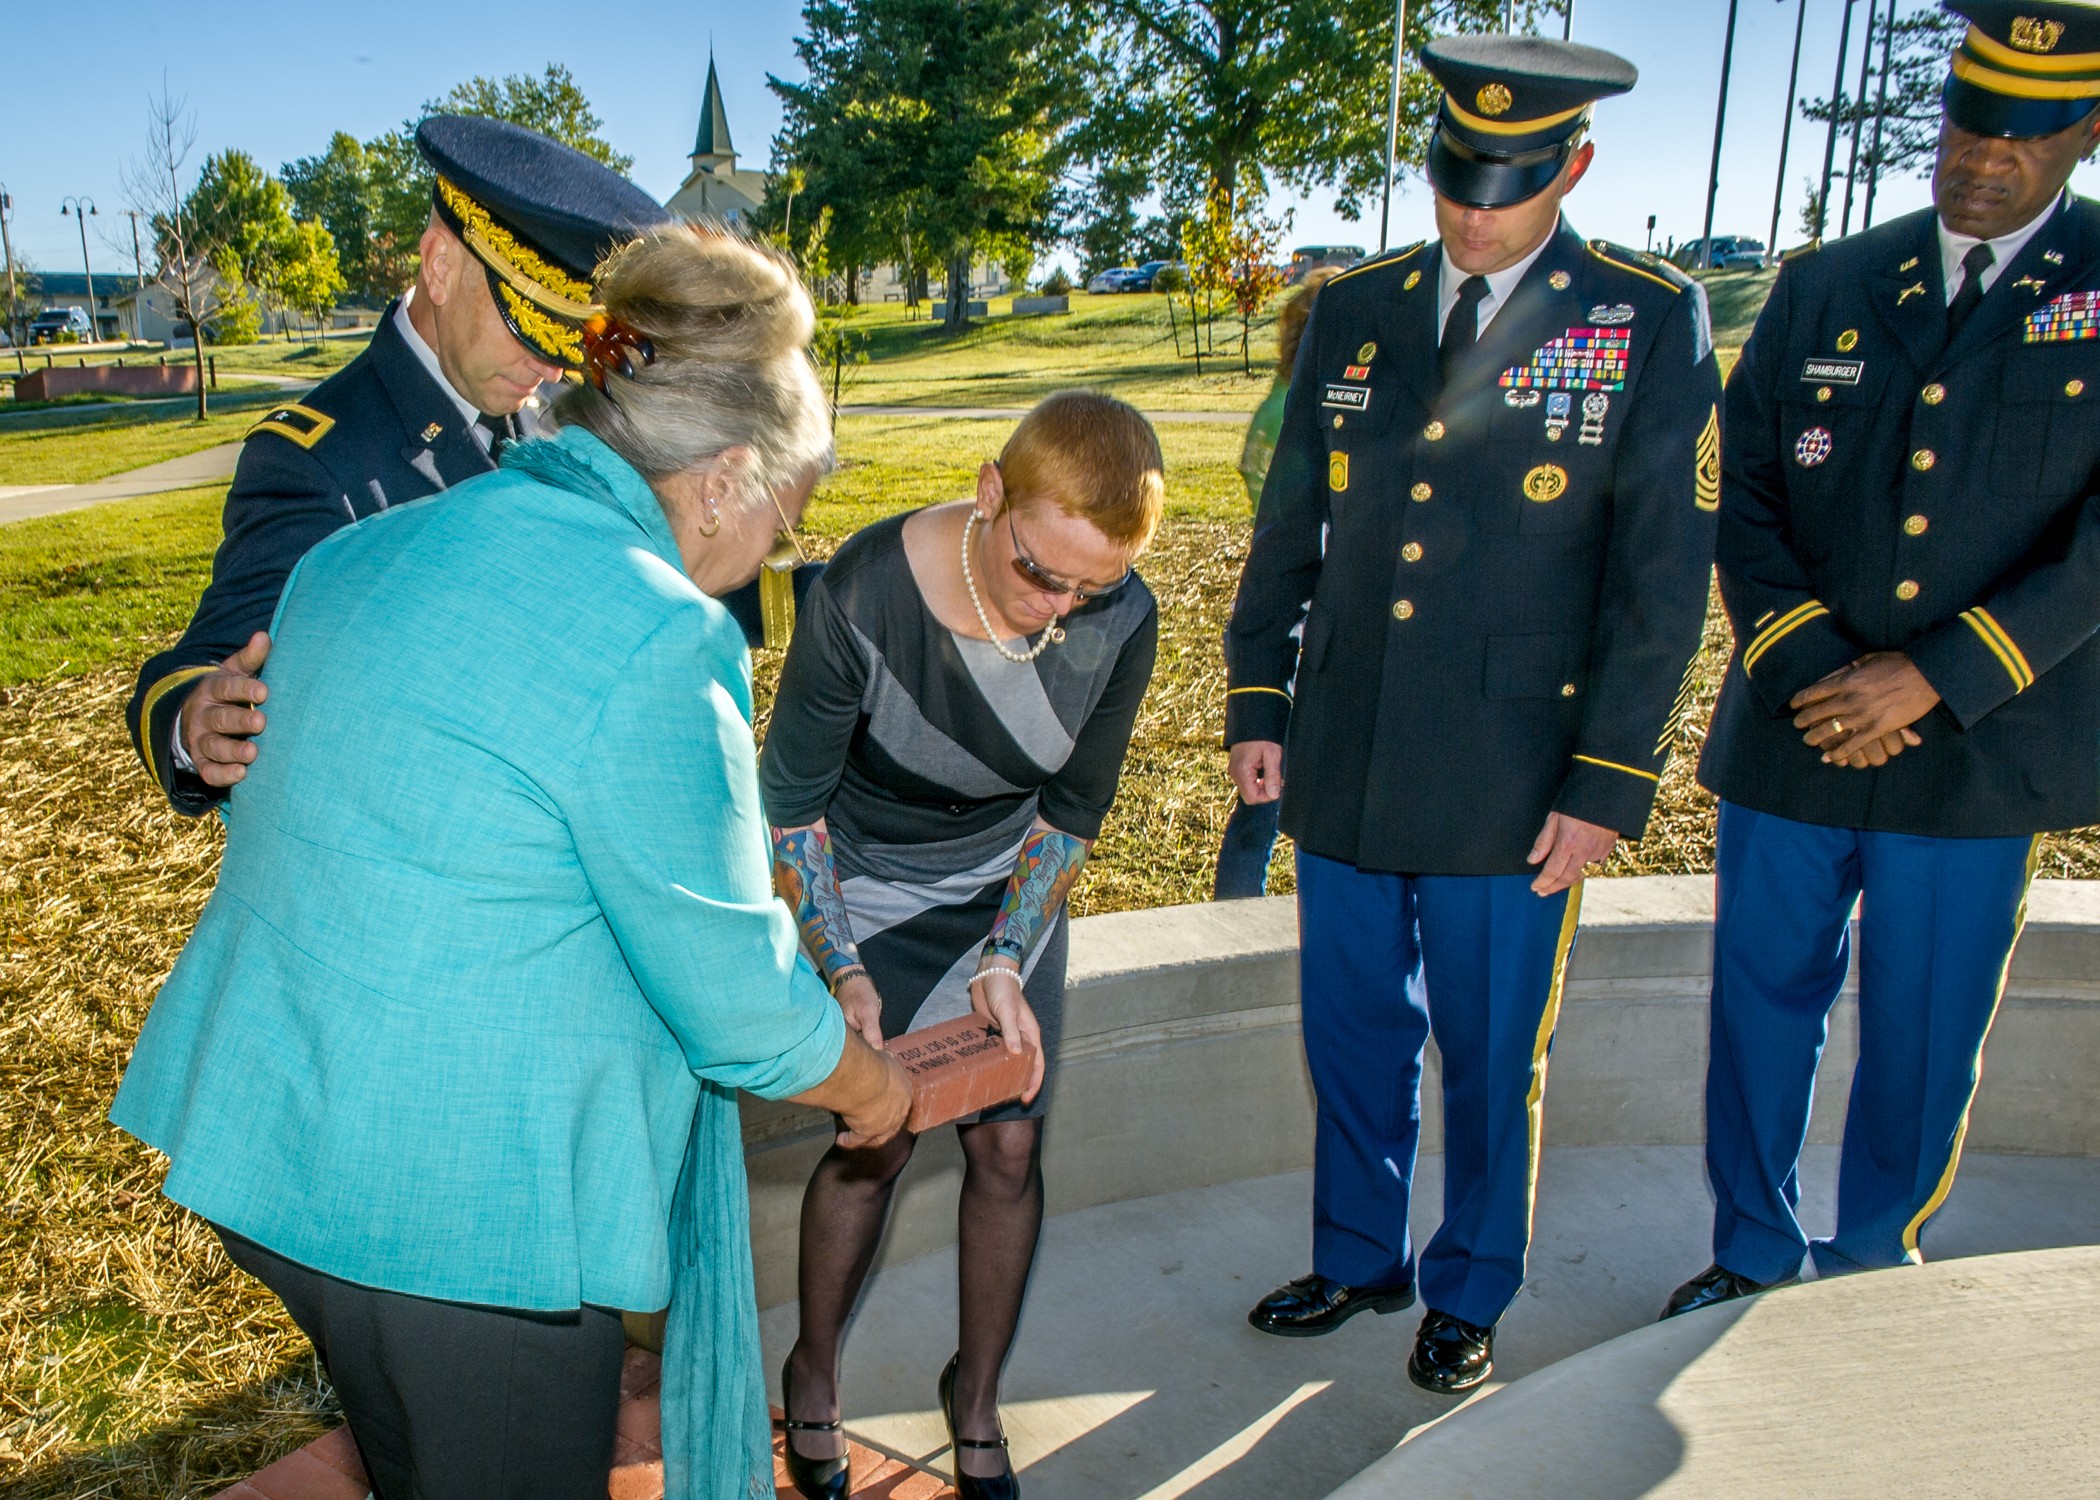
[785,1117,1046,1478]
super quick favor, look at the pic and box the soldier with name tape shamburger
[1663,0,2100,1320]
[1224,35,1721,1392]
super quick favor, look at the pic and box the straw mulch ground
[6,520,2098,1496]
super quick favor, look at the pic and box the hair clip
[581,312,655,392]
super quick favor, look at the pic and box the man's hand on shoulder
[179,633,272,787]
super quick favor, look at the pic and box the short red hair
[998,390,1165,553]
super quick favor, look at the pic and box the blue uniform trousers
[1706,802,2038,1284]
[1297,850,1581,1329]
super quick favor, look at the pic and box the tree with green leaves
[771,0,1078,330]
[1070,0,1523,229]
[276,219,347,342]
[186,149,299,340]
[1801,10,1963,213]
[283,132,383,304]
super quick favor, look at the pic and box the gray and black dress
[759,512,1158,1121]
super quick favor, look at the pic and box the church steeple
[691,54,736,169]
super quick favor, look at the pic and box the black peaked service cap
[1420,35,1637,210]
[1941,1,2100,139]
[417,115,670,370]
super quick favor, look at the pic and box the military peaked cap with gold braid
[1943,1,2100,138]
[416,116,669,371]
[1419,35,1638,209]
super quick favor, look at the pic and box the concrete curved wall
[738,875,2100,1308]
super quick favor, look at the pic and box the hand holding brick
[886,1015,1038,1132]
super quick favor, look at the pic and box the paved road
[0,404,1253,525]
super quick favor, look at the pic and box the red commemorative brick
[866,1468,957,1499]
[616,1389,662,1454]
[304,1427,367,1482]
[887,1016,1037,1132]
[243,1444,371,1500]
[607,1455,665,1500]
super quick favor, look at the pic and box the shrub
[1040,267,1073,297]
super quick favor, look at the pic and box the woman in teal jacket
[111,227,911,1500]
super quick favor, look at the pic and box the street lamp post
[122,210,148,340]
[1379,0,1409,255]
[1699,0,1745,270]
[61,195,98,343]
[1818,0,1863,243]
[1768,0,1809,265]
[0,185,17,347]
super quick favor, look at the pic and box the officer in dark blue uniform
[1227,36,1721,1392]
[1664,1,2100,1319]
[126,116,805,814]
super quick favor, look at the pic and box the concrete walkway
[758,1146,2100,1499]
[0,442,244,523]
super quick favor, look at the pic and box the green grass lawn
[205,334,372,377]
[0,409,255,488]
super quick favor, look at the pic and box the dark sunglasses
[1006,510,1130,604]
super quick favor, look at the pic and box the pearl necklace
[961,512,1064,664]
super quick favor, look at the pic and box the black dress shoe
[1659,1263,1800,1321]
[1407,1310,1494,1394]
[1247,1272,1416,1337]
[779,1355,850,1500]
[940,1353,1019,1500]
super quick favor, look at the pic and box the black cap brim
[1427,126,1571,210]
[1944,72,2100,139]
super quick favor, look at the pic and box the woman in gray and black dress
[763,391,1162,1500]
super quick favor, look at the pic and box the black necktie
[1946,243,1995,339]
[1440,275,1492,386]
[475,411,515,462]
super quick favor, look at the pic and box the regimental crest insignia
[1836,329,1860,352]
[2011,16,2066,52]
[1404,270,1423,291]
[1329,451,1350,492]
[1695,406,1721,511]
[1549,271,1572,291]
[1523,464,1568,504]
[1477,83,1514,116]
[1358,342,1378,364]
[2025,289,2100,342]
[1796,427,1833,468]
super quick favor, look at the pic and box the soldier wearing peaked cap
[1662,0,2100,1322]
[125,116,808,814]
[1226,36,1721,1392]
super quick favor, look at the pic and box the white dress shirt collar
[1438,233,1556,341]
[1938,194,2064,306]
[394,290,489,444]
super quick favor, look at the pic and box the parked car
[1087,266,1141,294]
[1126,260,1175,291]
[1286,245,1364,284]
[1672,235,1767,272]
[29,306,94,344]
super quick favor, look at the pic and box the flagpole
[1379,0,1408,254]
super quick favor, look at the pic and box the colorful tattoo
[772,825,863,988]
[982,826,1089,969]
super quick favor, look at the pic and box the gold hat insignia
[2010,17,2066,53]
[1476,83,1514,117]
[1524,464,1568,504]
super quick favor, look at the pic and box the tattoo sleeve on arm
[982,826,1089,969]
[772,824,864,988]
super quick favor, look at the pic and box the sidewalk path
[0,405,1252,526]
[0,443,243,524]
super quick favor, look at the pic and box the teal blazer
[112,426,844,1495]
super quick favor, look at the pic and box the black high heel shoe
[939,1354,1019,1500]
[779,1354,850,1500]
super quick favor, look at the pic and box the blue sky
[7,0,2100,279]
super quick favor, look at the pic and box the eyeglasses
[1006,511,1129,604]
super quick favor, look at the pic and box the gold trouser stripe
[1899,836,2042,1259]
[1960,608,2035,692]
[1585,244,1682,295]
[1525,883,1586,1241]
[1952,53,2100,101]
[1227,686,1293,702]
[1964,24,2100,76]
[1742,600,1830,676]
[1572,753,1661,784]
[137,666,217,788]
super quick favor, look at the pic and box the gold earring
[697,502,721,538]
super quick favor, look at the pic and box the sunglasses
[1006,510,1129,604]
[764,491,810,573]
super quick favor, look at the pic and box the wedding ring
[1830,719,1844,735]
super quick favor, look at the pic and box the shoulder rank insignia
[244,403,336,450]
